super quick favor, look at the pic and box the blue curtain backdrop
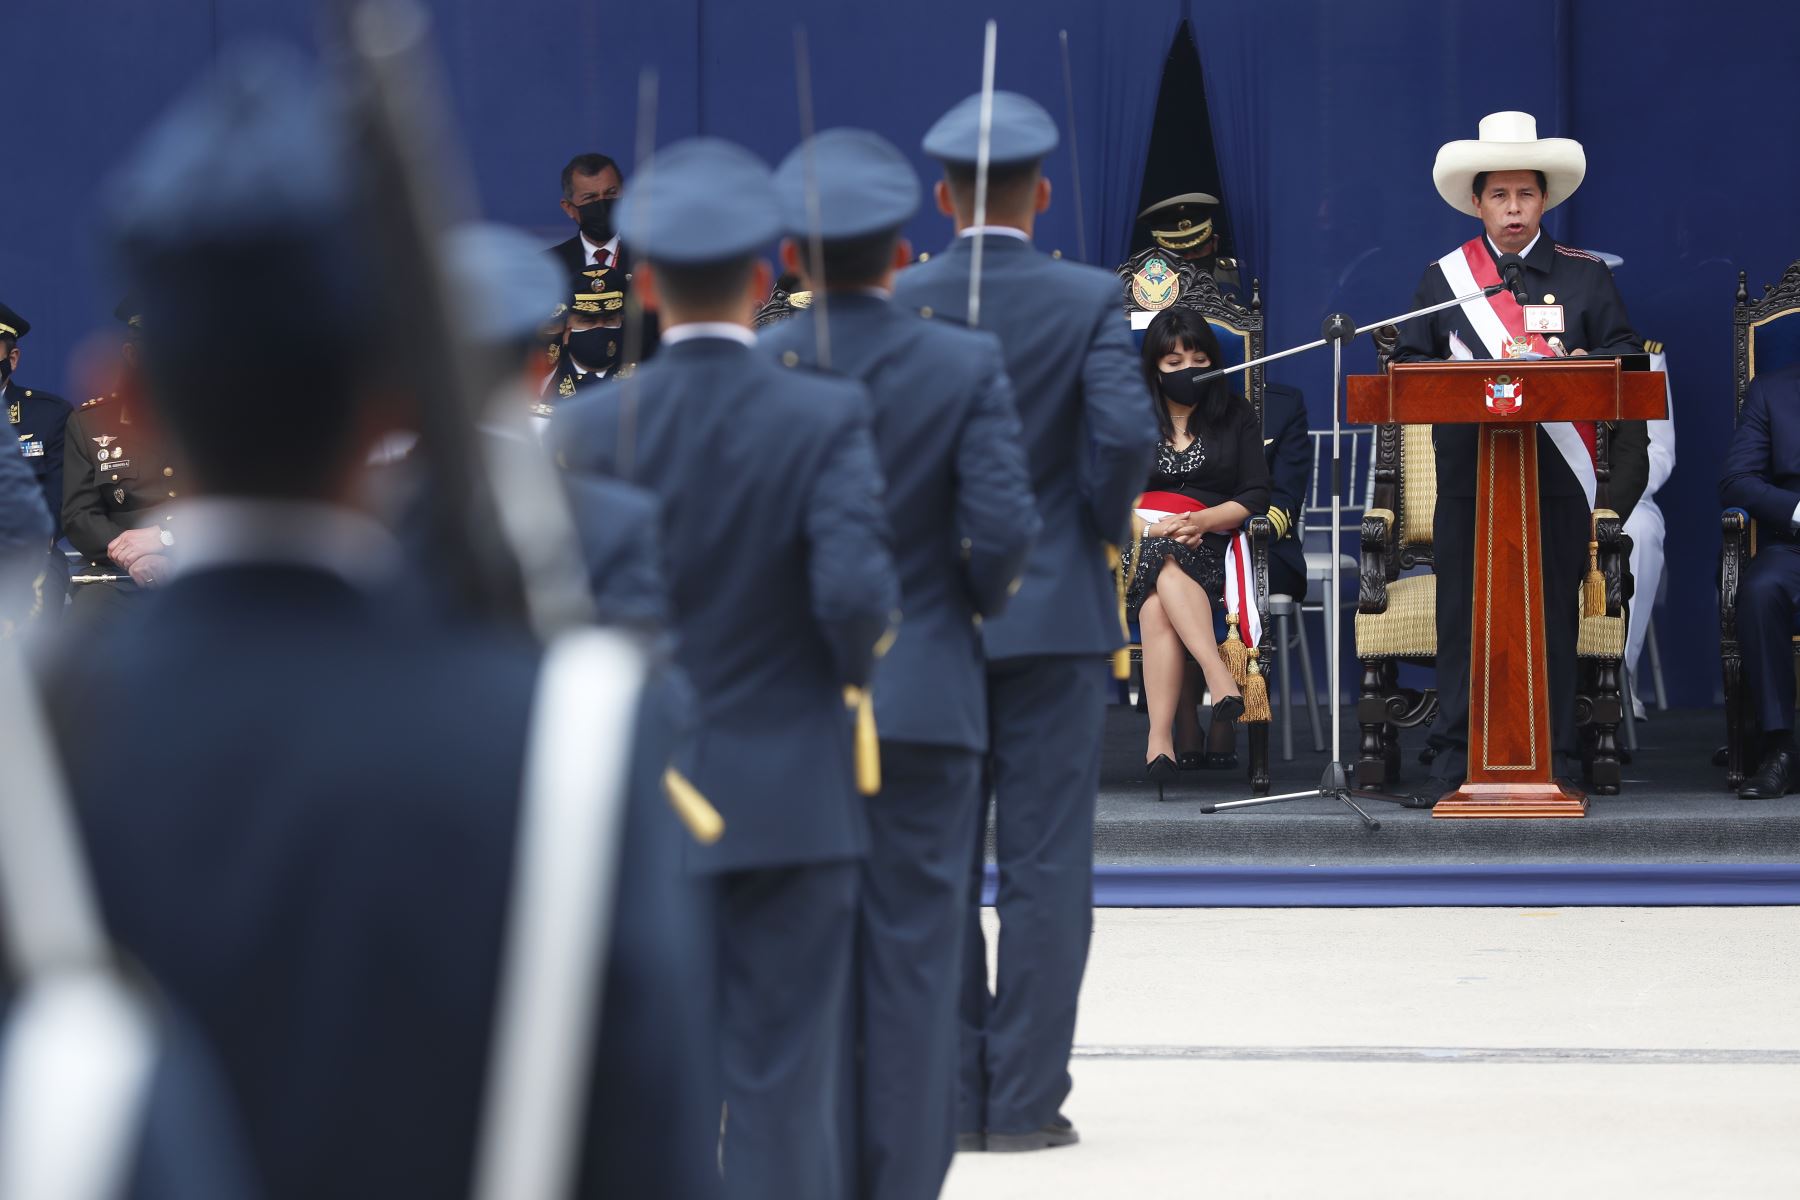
[7,0,1800,706]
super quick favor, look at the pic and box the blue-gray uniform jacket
[892,235,1158,659]
[552,335,900,873]
[759,293,1038,751]
[5,380,71,541]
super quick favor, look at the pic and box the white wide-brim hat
[1432,111,1586,217]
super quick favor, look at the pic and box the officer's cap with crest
[774,129,919,241]
[572,265,627,316]
[105,43,370,369]
[446,222,566,343]
[922,91,1059,167]
[616,138,782,265]
[0,301,29,341]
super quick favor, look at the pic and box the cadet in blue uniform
[52,49,708,1200]
[0,302,72,544]
[892,92,1158,1152]
[761,129,1038,1197]
[1393,113,1640,789]
[552,138,900,1200]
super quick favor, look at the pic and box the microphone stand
[1197,284,1504,828]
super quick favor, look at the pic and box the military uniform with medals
[1,302,74,620]
[1136,192,1240,291]
[61,391,183,621]
[537,268,627,420]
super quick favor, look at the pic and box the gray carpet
[1088,705,1800,866]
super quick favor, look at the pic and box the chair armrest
[1721,507,1751,642]
[1593,509,1631,617]
[1247,513,1273,605]
[1358,508,1395,614]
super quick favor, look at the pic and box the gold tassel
[1109,523,1140,683]
[663,767,724,845]
[844,685,881,796]
[1221,611,1249,689]
[1582,540,1607,617]
[1241,648,1272,723]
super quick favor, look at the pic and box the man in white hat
[1394,111,1643,789]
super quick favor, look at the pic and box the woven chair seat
[1577,612,1626,659]
[1354,573,1436,659]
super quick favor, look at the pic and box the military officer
[1137,192,1240,290]
[0,398,50,632]
[1,301,73,543]
[552,138,899,1200]
[1393,112,1643,790]
[52,47,709,1199]
[61,300,184,625]
[539,266,628,414]
[892,92,1158,1152]
[762,129,1039,1198]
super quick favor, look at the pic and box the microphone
[1497,254,1529,304]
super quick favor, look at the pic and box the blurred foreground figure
[46,43,707,1200]
[552,138,899,1200]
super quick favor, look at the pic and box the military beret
[445,222,567,342]
[615,137,781,265]
[0,301,29,340]
[922,90,1059,167]
[774,128,919,241]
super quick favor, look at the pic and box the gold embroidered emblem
[547,343,560,362]
[7,401,17,425]
[558,375,576,398]
[1131,256,1179,311]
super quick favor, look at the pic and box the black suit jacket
[1393,233,1640,499]
[1261,382,1310,594]
[1721,365,1800,539]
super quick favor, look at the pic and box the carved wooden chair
[1720,261,1800,788]
[1353,329,1634,793]
[1115,249,1275,794]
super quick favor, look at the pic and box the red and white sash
[1435,238,1598,509]
[1135,491,1262,648]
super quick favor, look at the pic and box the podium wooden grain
[1347,360,1667,818]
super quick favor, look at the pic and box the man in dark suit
[761,128,1039,1197]
[52,48,712,1200]
[1261,382,1311,604]
[1721,365,1800,797]
[552,137,900,1200]
[548,151,625,283]
[892,92,1158,1153]
[1394,112,1641,790]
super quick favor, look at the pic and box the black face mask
[0,357,11,383]
[576,198,615,244]
[1159,365,1210,408]
[567,327,622,374]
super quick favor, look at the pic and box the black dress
[1123,396,1272,618]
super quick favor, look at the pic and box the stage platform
[986,707,1800,906]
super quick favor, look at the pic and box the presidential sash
[1133,490,1262,648]
[1435,238,1598,509]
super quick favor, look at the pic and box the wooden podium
[1347,360,1667,818]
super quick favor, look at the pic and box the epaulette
[1217,257,1240,270]
[80,394,111,409]
[1554,244,1603,264]
[1643,338,1664,354]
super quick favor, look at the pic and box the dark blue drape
[7,0,1800,705]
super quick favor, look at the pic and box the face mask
[567,327,622,373]
[1159,365,1210,408]
[577,198,615,244]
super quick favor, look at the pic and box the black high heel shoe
[1210,695,1245,727]
[1144,754,1178,802]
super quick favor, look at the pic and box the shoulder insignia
[557,375,576,398]
[1643,338,1663,354]
[1554,244,1603,264]
[1218,257,1240,269]
[80,393,114,409]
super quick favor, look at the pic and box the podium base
[1433,780,1588,819]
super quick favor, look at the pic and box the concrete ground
[943,907,1800,1199]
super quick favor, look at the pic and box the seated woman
[1126,308,1271,796]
